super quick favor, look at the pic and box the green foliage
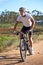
[0,23,14,28]
[33,15,43,20]
[34,22,43,32]
[0,35,19,52]
[0,10,19,23]
[0,10,43,23]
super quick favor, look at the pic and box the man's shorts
[21,26,33,35]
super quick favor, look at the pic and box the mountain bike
[14,31,31,62]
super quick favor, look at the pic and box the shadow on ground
[0,54,23,65]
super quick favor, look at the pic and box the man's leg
[28,34,33,47]
[28,31,34,55]
[20,32,23,39]
[20,26,26,39]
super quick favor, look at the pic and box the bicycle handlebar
[13,31,20,35]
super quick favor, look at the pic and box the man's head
[19,7,26,16]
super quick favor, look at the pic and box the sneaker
[29,47,34,55]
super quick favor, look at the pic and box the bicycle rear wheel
[20,39,27,62]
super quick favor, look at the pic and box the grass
[0,33,43,52]
[0,35,20,52]
[0,22,43,52]
[0,23,14,28]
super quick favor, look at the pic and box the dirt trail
[0,40,43,65]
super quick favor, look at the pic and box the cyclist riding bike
[14,7,35,55]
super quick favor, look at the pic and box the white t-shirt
[17,13,32,27]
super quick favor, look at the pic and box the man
[14,7,35,55]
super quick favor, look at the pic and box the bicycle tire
[20,39,27,62]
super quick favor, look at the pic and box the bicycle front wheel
[20,39,27,62]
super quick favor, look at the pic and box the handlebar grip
[12,31,20,35]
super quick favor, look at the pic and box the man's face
[19,10,25,16]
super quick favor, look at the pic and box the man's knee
[20,32,24,39]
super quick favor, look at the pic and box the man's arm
[30,17,35,30]
[14,21,19,31]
